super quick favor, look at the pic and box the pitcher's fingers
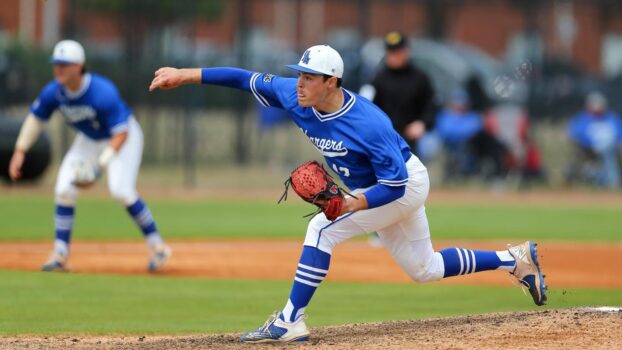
[149,77,163,91]
[154,67,168,76]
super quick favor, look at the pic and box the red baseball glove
[278,160,351,221]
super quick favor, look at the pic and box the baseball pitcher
[149,45,547,343]
[9,40,171,272]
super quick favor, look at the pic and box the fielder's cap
[286,45,344,78]
[384,31,407,51]
[50,40,85,65]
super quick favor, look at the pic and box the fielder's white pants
[304,155,445,282]
[55,117,143,206]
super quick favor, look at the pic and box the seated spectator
[484,103,545,187]
[566,92,622,188]
[436,90,509,182]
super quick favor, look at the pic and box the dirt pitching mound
[2,308,621,350]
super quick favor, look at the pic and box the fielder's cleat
[147,244,171,272]
[240,312,310,343]
[508,241,547,306]
[41,252,69,272]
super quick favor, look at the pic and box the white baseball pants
[303,155,446,282]
[55,117,143,206]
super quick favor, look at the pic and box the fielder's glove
[72,160,101,188]
[278,160,354,221]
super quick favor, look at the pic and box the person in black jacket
[360,32,436,156]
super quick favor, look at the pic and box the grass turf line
[1,270,621,335]
[1,195,621,241]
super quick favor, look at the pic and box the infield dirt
[1,240,621,288]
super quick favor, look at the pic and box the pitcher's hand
[149,67,186,91]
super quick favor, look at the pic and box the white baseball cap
[286,45,344,78]
[50,40,85,65]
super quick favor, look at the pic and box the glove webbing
[278,175,357,220]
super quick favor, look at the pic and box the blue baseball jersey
[250,72,412,190]
[30,73,132,140]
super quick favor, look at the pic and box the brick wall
[5,0,622,74]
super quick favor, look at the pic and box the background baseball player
[9,40,171,272]
[149,45,547,343]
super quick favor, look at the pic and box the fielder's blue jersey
[30,73,132,140]
[250,72,412,190]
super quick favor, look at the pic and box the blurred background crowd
[1,0,622,190]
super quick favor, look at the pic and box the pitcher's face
[296,72,336,108]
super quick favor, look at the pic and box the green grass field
[1,195,621,241]
[2,270,621,335]
[1,193,620,335]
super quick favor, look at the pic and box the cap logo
[301,49,311,64]
[386,31,402,45]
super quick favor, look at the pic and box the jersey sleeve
[97,84,129,135]
[364,183,406,208]
[30,82,59,121]
[249,73,298,110]
[365,127,409,187]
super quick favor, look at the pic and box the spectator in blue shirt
[567,92,622,188]
[436,89,509,181]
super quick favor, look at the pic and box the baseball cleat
[148,244,171,272]
[41,252,69,272]
[240,312,310,343]
[508,241,547,306]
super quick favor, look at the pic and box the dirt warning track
[1,240,621,288]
